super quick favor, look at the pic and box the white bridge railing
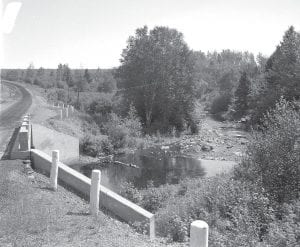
[49,150,209,246]
[14,114,209,245]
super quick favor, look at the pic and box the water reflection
[72,147,207,192]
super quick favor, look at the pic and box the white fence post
[59,109,63,120]
[90,170,101,216]
[65,107,69,118]
[50,150,59,191]
[190,220,209,247]
[68,105,72,116]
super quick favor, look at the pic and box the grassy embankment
[0,160,186,246]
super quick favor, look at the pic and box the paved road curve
[0,81,32,158]
[0,80,32,127]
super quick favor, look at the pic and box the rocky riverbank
[172,116,249,161]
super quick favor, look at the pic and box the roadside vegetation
[1,26,300,246]
[120,99,300,246]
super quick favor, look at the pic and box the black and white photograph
[0,0,299,246]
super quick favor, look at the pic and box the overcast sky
[2,0,300,69]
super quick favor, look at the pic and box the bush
[155,175,273,245]
[123,104,143,137]
[185,105,202,134]
[165,215,188,242]
[107,125,129,149]
[101,111,142,150]
[33,78,46,88]
[81,117,100,136]
[264,200,300,246]
[234,98,300,204]
[80,134,113,157]
[139,182,179,212]
[119,181,179,213]
[87,95,114,116]
[119,182,143,205]
[46,88,68,103]
[56,80,67,89]
[189,120,199,134]
[248,88,279,127]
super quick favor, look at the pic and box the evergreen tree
[265,26,300,101]
[250,27,300,126]
[234,72,251,117]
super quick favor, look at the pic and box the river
[71,146,236,192]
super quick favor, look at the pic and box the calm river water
[71,146,236,192]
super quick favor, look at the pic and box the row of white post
[50,150,101,216]
[52,103,74,120]
[49,150,208,246]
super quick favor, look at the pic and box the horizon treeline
[1,25,299,133]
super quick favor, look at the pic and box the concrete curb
[31,148,155,239]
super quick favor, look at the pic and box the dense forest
[1,25,300,246]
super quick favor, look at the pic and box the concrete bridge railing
[10,115,32,159]
[10,116,209,245]
[30,148,155,239]
[47,149,209,245]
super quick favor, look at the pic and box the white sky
[2,0,300,69]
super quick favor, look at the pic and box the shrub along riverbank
[46,88,189,157]
[120,99,300,246]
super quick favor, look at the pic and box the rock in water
[201,144,213,152]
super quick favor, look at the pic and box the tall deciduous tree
[117,26,196,133]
